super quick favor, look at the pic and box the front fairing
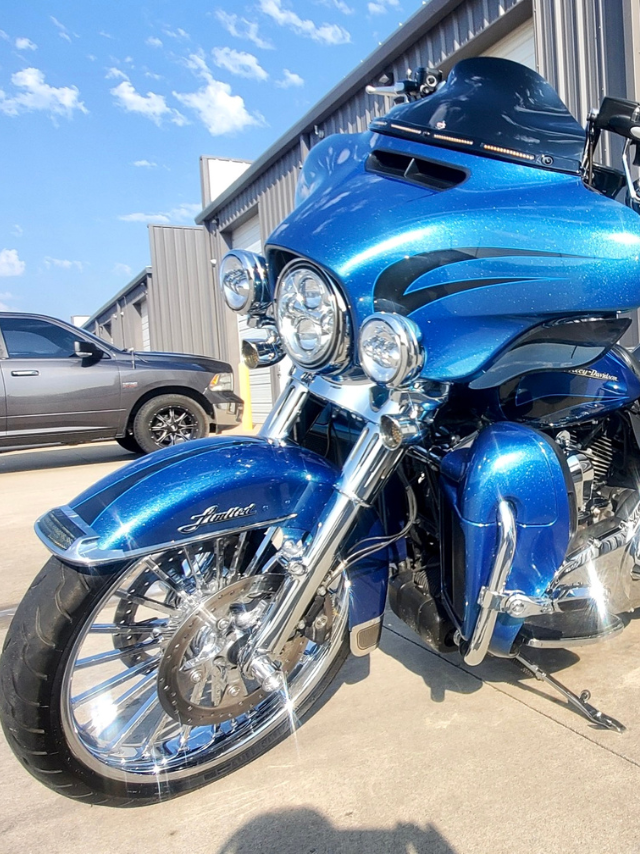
[267,130,640,383]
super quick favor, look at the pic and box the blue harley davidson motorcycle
[4,57,640,806]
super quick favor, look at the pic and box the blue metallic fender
[440,423,573,657]
[35,435,390,631]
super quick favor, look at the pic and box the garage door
[231,216,276,424]
[482,19,535,70]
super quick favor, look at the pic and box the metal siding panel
[149,226,224,359]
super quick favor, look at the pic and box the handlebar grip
[595,96,640,140]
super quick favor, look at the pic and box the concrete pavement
[1,441,640,852]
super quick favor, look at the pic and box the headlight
[275,261,349,370]
[359,313,424,387]
[219,250,268,314]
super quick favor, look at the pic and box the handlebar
[366,67,443,101]
[595,96,640,141]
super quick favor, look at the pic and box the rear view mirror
[74,340,103,361]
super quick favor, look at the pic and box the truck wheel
[133,394,210,453]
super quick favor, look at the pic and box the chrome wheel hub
[157,575,304,726]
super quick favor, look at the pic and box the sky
[0,0,424,322]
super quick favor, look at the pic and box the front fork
[242,372,441,690]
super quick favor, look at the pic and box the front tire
[132,394,210,454]
[0,543,349,806]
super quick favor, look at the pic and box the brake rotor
[157,574,306,726]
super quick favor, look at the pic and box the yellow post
[238,362,253,432]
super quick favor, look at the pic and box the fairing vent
[366,150,467,192]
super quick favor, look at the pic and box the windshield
[370,57,586,173]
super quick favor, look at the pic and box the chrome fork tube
[259,371,310,441]
[243,422,403,678]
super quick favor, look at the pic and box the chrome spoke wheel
[60,535,348,783]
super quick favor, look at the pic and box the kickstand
[514,654,626,733]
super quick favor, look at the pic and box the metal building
[85,225,238,361]
[197,0,640,421]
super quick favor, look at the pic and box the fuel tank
[266,66,640,384]
[492,346,640,427]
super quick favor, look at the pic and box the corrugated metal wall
[87,277,148,351]
[148,225,236,361]
[533,0,629,165]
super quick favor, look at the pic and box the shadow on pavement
[378,626,481,703]
[379,620,603,721]
[217,808,457,854]
[0,442,136,474]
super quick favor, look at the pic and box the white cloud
[15,37,37,51]
[106,67,129,80]
[132,159,157,167]
[111,80,186,126]
[212,47,268,81]
[258,0,350,44]
[0,291,13,311]
[174,54,262,135]
[119,203,201,224]
[0,250,25,277]
[215,11,274,50]
[11,225,23,237]
[0,31,10,42]
[163,27,190,40]
[50,16,72,43]
[318,0,354,13]
[144,70,163,80]
[146,36,163,48]
[0,68,87,119]
[276,69,304,88]
[113,263,132,277]
[367,0,399,13]
[44,256,83,272]
[99,31,113,39]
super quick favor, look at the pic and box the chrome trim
[524,617,624,649]
[350,616,383,656]
[259,370,311,441]
[241,323,285,368]
[358,312,424,388]
[219,249,269,314]
[464,500,517,667]
[274,259,351,373]
[35,506,296,567]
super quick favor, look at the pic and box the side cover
[440,423,573,657]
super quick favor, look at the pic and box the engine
[525,419,640,647]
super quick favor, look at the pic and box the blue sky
[0,0,423,321]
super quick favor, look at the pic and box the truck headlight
[219,250,268,314]
[359,313,424,387]
[275,261,349,370]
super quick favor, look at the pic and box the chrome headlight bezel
[274,259,350,372]
[219,250,269,314]
[358,312,424,387]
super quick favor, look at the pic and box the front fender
[36,435,392,637]
[37,436,338,564]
